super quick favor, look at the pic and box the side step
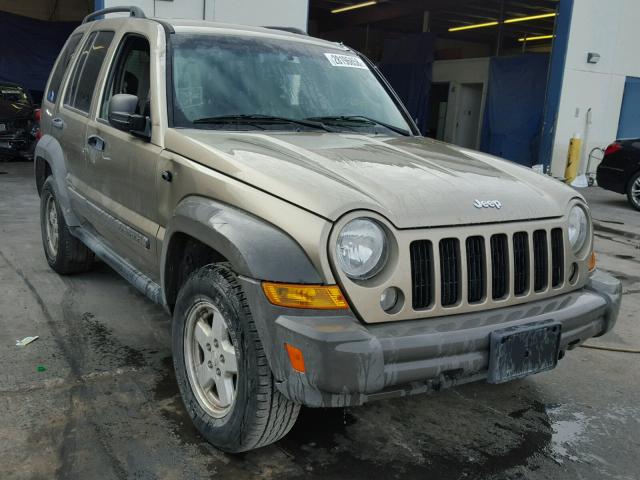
[70,226,164,305]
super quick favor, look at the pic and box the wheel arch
[161,196,323,312]
[34,134,81,226]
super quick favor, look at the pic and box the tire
[40,176,95,274]
[627,171,640,211]
[172,264,300,452]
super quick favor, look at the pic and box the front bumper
[241,270,621,407]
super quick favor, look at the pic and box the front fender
[161,196,323,288]
[34,134,81,226]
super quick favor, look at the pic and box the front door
[83,33,162,280]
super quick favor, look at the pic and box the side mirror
[108,94,148,135]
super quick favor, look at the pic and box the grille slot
[533,230,548,291]
[466,236,485,303]
[513,232,529,296]
[490,234,509,299]
[439,238,460,307]
[551,228,564,287]
[410,240,433,309]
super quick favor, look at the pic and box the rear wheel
[627,171,640,211]
[172,264,300,452]
[40,177,94,274]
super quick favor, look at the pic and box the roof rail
[82,6,146,24]
[263,26,307,35]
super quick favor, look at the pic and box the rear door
[41,30,84,137]
[54,30,115,209]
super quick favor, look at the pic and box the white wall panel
[551,0,640,176]
[104,0,307,30]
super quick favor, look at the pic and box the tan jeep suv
[35,6,622,452]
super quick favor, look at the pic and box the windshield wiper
[306,115,411,136]
[193,114,333,132]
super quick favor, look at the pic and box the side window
[64,31,115,114]
[100,35,151,120]
[46,32,83,104]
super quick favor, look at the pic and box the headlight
[568,205,588,253]
[336,218,388,280]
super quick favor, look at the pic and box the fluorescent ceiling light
[518,34,555,42]
[448,21,499,32]
[504,12,557,23]
[448,11,556,32]
[331,1,377,14]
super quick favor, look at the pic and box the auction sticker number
[324,53,368,69]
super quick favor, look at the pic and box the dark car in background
[597,140,640,211]
[0,81,38,160]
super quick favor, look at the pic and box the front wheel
[627,171,640,211]
[172,264,300,452]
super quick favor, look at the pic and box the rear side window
[64,31,115,114]
[46,32,83,104]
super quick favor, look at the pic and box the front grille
[439,238,460,307]
[409,226,566,311]
[0,119,29,132]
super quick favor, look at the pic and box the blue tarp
[0,11,78,98]
[617,76,640,139]
[480,54,549,167]
[379,33,434,135]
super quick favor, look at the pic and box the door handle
[52,117,64,130]
[87,135,105,152]
[161,170,173,182]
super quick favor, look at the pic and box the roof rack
[263,26,307,35]
[82,6,146,24]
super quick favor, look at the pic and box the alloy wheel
[184,300,238,418]
[45,195,59,257]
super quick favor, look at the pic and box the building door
[454,83,483,149]
[426,82,449,141]
[617,77,640,139]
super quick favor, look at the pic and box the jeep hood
[166,130,578,228]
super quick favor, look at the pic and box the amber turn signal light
[588,251,597,272]
[285,343,306,373]
[262,282,349,310]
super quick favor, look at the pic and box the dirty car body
[35,7,622,451]
[0,82,35,159]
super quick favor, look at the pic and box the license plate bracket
[487,320,561,384]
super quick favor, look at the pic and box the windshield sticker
[324,53,367,69]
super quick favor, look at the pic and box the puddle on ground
[151,359,560,479]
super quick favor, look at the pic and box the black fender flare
[34,134,81,226]
[161,196,323,293]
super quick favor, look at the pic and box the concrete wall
[103,0,308,31]
[432,57,490,148]
[550,0,640,177]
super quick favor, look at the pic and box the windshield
[0,85,30,104]
[171,33,412,135]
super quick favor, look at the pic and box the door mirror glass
[108,93,147,134]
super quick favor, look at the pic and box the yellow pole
[564,134,582,183]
